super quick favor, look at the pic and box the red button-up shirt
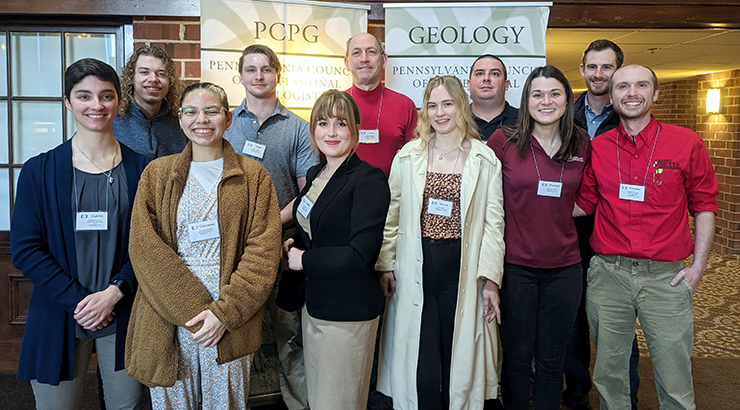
[576,118,718,262]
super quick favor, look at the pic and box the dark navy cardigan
[10,139,149,385]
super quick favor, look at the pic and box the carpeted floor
[1,252,738,409]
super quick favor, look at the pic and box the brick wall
[133,17,202,83]
[653,72,740,255]
[653,77,698,132]
[695,71,740,255]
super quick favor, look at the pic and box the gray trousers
[31,333,145,410]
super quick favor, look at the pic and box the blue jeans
[564,216,640,409]
[500,262,582,410]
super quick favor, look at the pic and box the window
[0,25,125,230]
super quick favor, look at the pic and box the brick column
[133,17,202,84]
[696,71,740,255]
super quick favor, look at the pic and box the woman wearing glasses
[126,82,282,409]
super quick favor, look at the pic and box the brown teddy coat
[125,141,281,387]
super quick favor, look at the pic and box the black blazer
[292,153,390,322]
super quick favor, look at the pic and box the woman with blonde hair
[376,75,505,410]
[126,82,281,409]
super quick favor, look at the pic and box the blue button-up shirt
[584,96,614,140]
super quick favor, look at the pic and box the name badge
[619,183,645,202]
[537,181,563,198]
[359,129,380,144]
[297,196,314,218]
[188,219,220,242]
[242,141,266,159]
[76,211,108,231]
[427,198,453,217]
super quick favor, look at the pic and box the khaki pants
[586,254,695,410]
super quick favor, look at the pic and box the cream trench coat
[376,138,506,410]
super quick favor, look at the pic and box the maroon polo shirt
[488,129,590,268]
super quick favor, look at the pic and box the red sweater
[348,85,418,176]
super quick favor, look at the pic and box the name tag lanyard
[72,145,111,231]
[530,143,564,192]
[616,125,660,199]
[350,85,384,140]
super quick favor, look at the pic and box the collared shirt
[472,101,519,143]
[224,98,317,209]
[584,96,614,139]
[576,118,718,262]
[348,84,418,177]
[488,128,590,268]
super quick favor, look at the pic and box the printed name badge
[188,219,220,242]
[537,181,563,198]
[297,196,314,218]
[427,198,453,217]
[76,211,108,231]
[359,129,380,144]
[242,141,266,159]
[619,183,645,202]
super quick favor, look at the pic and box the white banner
[384,2,551,107]
[201,0,368,117]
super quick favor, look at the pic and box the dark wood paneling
[0,0,199,17]
[0,256,25,371]
[549,4,740,28]
[7,272,30,325]
[4,1,740,28]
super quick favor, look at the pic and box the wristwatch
[109,279,131,296]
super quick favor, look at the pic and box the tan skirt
[302,308,379,410]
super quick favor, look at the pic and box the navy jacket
[10,140,149,384]
[292,154,390,322]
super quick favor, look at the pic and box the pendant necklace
[74,138,117,184]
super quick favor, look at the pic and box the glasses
[179,106,227,118]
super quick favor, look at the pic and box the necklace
[534,135,561,158]
[319,163,334,180]
[74,138,117,184]
[431,141,462,173]
[433,142,460,160]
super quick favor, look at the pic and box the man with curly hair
[114,45,187,158]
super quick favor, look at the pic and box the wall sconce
[706,88,721,114]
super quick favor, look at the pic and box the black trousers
[417,237,461,410]
[500,262,583,410]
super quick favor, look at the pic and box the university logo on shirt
[654,159,681,170]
